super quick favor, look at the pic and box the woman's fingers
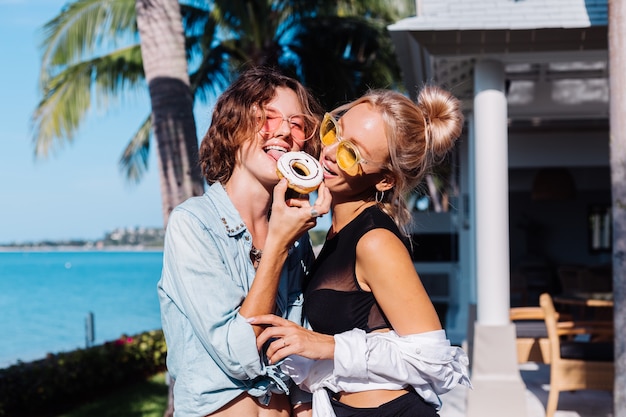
[247,314,290,326]
[272,179,289,206]
[265,336,290,363]
[314,183,332,212]
[308,184,331,218]
[256,323,336,364]
[285,197,310,209]
[249,315,291,350]
[259,327,302,364]
[283,184,331,219]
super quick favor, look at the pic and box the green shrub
[0,330,167,417]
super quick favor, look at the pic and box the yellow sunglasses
[320,112,383,176]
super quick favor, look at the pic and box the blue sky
[0,0,202,244]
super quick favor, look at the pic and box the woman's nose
[275,117,292,137]
[322,143,338,162]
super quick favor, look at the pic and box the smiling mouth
[322,161,337,176]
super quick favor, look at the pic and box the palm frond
[119,115,152,182]
[31,62,94,157]
[40,0,137,84]
[92,45,146,106]
[335,0,415,22]
[32,45,146,157]
[189,44,233,104]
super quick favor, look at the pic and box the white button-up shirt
[280,329,472,417]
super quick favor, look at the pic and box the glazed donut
[276,151,324,194]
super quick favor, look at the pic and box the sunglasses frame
[320,112,383,175]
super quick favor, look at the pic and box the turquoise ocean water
[0,251,164,368]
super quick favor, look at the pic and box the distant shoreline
[0,227,165,252]
[0,246,163,253]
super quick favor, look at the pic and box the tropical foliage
[32,0,413,183]
[33,0,148,179]
[0,330,167,417]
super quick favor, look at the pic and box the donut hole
[291,162,310,177]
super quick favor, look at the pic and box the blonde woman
[249,87,471,417]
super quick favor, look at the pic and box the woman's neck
[223,175,271,247]
[329,200,376,237]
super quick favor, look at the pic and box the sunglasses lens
[263,117,280,133]
[260,111,316,141]
[320,115,338,146]
[336,142,360,175]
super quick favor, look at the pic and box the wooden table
[553,293,613,308]
[553,293,613,321]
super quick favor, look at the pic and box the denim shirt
[157,182,314,417]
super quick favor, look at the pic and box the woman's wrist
[261,237,292,260]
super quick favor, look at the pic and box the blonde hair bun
[417,86,464,158]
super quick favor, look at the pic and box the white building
[388,1,611,415]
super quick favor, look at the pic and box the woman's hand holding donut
[247,314,335,364]
[265,179,331,253]
[285,182,331,215]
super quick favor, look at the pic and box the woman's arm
[355,228,442,335]
[161,207,263,380]
[240,181,330,336]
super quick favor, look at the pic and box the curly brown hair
[199,66,323,185]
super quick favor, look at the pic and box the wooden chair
[510,306,550,364]
[539,292,614,417]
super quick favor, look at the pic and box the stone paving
[438,363,613,417]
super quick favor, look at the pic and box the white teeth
[264,145,288,153]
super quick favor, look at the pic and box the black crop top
[304,205,410,335]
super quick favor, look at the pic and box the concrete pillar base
[466,323,528,417]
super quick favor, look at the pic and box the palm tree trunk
[609,1,626,415]
[135,1,204,415]
[135,0,204,229]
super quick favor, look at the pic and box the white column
[466,60,527,417]
[474,60,511,325]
